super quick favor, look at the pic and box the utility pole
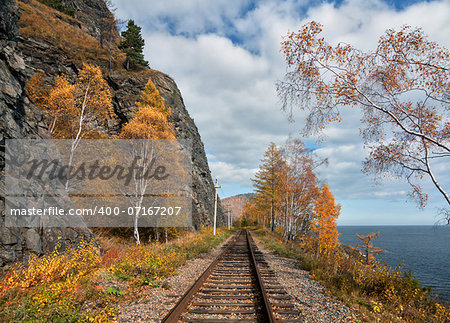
[227,205,231,230]
[213,179,220,235]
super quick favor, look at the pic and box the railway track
[162,230,303,322]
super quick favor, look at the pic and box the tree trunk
[271,203,274,232]
[134,215,140,245]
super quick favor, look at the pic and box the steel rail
[161,232,239,323]
[246,229,278,323]
[162,230,280,322]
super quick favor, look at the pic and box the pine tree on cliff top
[119,19,148,69]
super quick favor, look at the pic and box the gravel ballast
[116,235,234,322]
[117,232,361,322]
[253,236,361,322]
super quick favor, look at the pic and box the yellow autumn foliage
[1,240,100,292]
[0,227,232,322]
[136,79,171,118]
[120,80,174,140]
[255,227,450,322]
[27,63,114,138]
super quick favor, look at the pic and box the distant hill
[222,193,255,222]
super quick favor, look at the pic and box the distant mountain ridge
[221,193,255,222]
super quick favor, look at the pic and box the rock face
[64,0,111,39]
[0,0,223,266]
[107,71,225,229]
[0,0,94,267]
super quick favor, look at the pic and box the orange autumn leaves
[0,230,231,321]
[311,184,340,255]
[27,64,175,245]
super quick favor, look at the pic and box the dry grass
[18,0,125,67]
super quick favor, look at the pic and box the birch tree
[27,64,113,190]
[280,139,322,241]
[277,22,449,209]
[119,80,175,245]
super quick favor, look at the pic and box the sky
[111,0,450,225]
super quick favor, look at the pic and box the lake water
[338,226,450,303]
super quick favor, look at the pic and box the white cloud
[305,0,450,50]
[143,29,297,169]
[373,191,407,198]
[113,0,251,36]
[209,161,258,186]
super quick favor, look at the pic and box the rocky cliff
[0,0,95,267]
[0,0,224,266]
[106,70,225,230]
